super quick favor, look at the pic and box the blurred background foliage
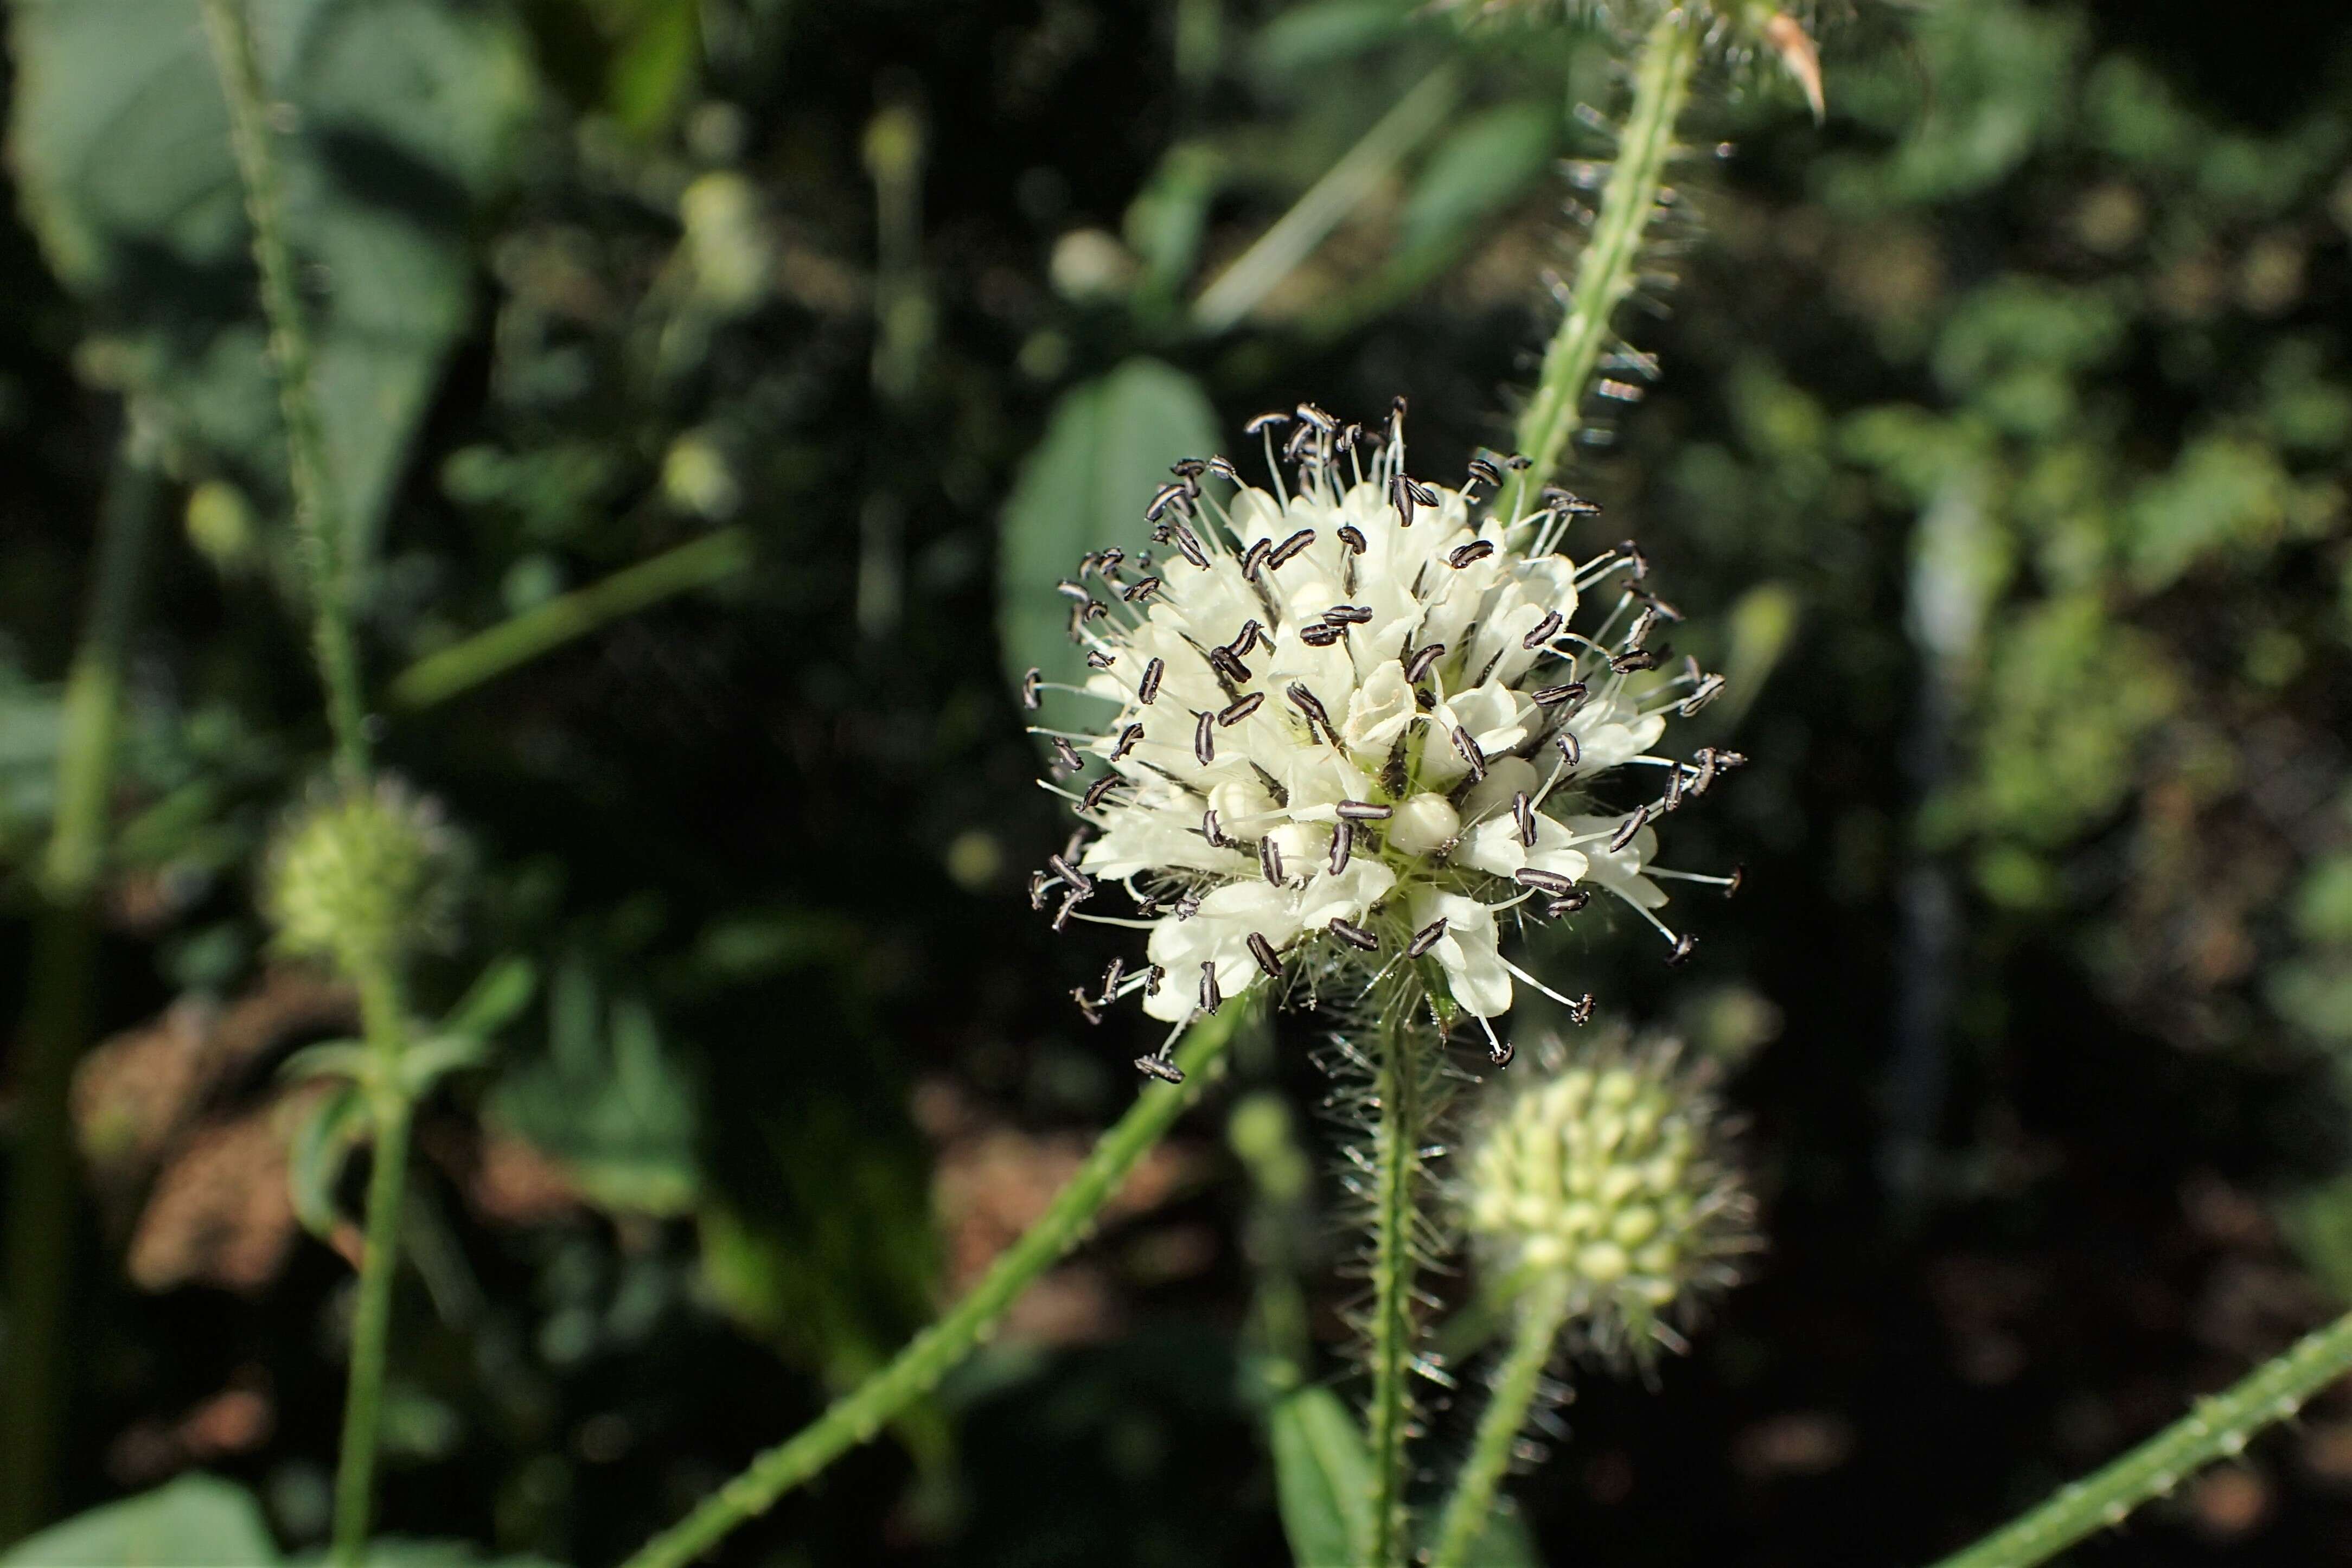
[1,0,2351,1563]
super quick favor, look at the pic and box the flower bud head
[263,778,462,975]
[1463,1033,1751,1356]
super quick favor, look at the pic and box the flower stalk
[1427,1278,1572,1568]
[1505,8,1698,511]
[1932,1305,2352,1568]
[328,961,413,1568]
[1366,1001,1435,1568]
[619,1010,1242,1568]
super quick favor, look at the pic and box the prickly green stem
[618,1011,1242,1568]
[202,0,370,779]
[1504,9,1697,515]
[1367,1004,1435,1568]
[1933,1307,2352,1568]
[1427,1281,1571,1568]
[329,961,413,1568]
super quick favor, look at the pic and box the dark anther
[1260,836,1284,886]
[1408,919,1449,957]
[1021,667,1043,709]
[1051,737,1084,775]
[1329,820,1353,874]
[1522,610,1564,648]
[1248,932,1281,978]
[1199,961,1223,1013]
[1219,692,1265,726]
[1139,658,1165,704]
[1725,862,1746,899]
[1513,867,1578,894]
[1513,791,1536,847]
[1450,725,1487,780]
[1322,604,1374,626]
[1336,524,1368,554]
[1082,774,1120,811]
[1607,807,1648,852]
[1267,529,1317,568]
[1111,724,1144,760]
[1335,800,1393,821]
[1533,681,1587,708]
[1135,1053,1185,1084]
[1447,540,1496,569]
[1679,674,1727,716]
[1327,919,1379,951]
[1545,891,1591,917]
[1193,711,1217,766]
[1404,643,1445,682]
[1243,411,1292,436]
[1071,988,1103,1025]
[1300,623,1344,648]
[1122,575,1164,602]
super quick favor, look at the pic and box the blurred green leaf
[287,1078,367,1238]
[292,1545,565,1568]
[441,954,540,1039]
[596,0,698,133]
[1267,1385,1373,1568]
[2294,856,2352,947]
[7,0,533,555]
[996,358,1220,730]
[2124,434,2293,592]
[1252,0,1414,81]
[395,1032,491,1099]
[1397,101,1554,258]
[488,953,699,1216]
[0,1474,278,1566]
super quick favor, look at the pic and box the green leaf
[995,358,1220,731]
[0,1474,279,1566]
[488,952,699,1216]
[286,1078,368,1238]
[7,0,533,557]
[395,1032,491,1098]
[289,1539,568,1567]
[1267,1386,1375,1568]
[1398,102,1555,258]
[440,954,540,1039]
[279,1037,370,1083]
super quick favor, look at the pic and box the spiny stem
[202,0,369,779]
[0,436,159,1544]
[1427,1281,1572,1568]
[618,1012,1242,1568]
[1367,1004,1432,1568]
[1504,9,1697,514]
[330,961,413,1568]
[1932,1307,2352,1568]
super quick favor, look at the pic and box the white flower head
[1025,399,1745,1081]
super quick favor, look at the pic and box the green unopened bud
[263,778,462,977]
[1462,1033,1753,1357]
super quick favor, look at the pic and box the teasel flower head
[263,776,464,978]
[1024,401,1745,1080]
[1461,1031,1754,1358]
